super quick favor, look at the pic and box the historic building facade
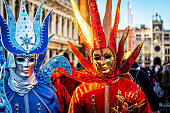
[133,12,170,66]
[0,0,81,66]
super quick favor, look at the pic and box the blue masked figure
[0,0,71,113]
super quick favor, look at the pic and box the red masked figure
[66,0,152,112]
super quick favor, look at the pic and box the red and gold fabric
[68,78,151,113]
[67,0,152,112]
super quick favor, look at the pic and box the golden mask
[92,48,116,75]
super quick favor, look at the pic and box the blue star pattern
[20,34,34,49]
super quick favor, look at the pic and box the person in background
[146,66,155,87]
[161,61,170,103]
[156,63,167,83]
[124,51,160,113]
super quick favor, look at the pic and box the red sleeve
[53,82,71,113]
[68,85,84,113]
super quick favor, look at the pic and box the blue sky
[97,0,170,30]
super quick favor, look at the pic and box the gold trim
[105,85,109,113]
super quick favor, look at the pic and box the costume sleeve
[68,86,85,113]
[50,93,61,113]
[34,83,61,113]
[138,70,159,111]
[53,82,71,113]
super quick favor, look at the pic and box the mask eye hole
[29,58,35,62]
[94,57,101,60]
[16,58,25,62]
[104,55,111,59]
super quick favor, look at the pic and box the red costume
[64,0,152,112]
[53,82,71,113]
[51,62,81,96]
[69,78,150,113]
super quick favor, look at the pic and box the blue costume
[5,82,59,113]
[0,0,71,113]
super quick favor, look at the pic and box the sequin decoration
[109,0,121,53]
[115,88,145,112]
[89,0,106,49]
[1,0,51,54]
[15,0,35,51]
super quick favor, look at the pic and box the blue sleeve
[34,83,61,113]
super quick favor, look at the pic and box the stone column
[51,13,56,34]
[49,11,52,33]
[141,34,145,66]
[74,28,78,40]
[58,15,62,36]
[162,31,165,65]
[8,0,12,8]
[12,0,15,16]
[28,3,32,20]
[69,20,72,38]
[56,15,58,35]
[0,0,4,16]
[31,3,35,20]
[52,49,56,57]
[41,8,46,23]
[72,24,75,39]
[150,33,154,66]
[46,49,50,62]
[142,43,145,66]
[63,17,67,37]
[74,54,78,67]
[69,52,72,62]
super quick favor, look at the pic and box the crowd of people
[144,62,170,103]
[131,61,170,112]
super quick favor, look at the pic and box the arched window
[50,49,52,58]
[15,0,20,20]
[26,1,29,15]
[67,19,69,37]
[56,15,58,34]
[42,9,45,23]
[165,49,167,54]
[72,53,74,62]
[34,6,37,18]
[3,4,7,20]
[72,22,74,38]
[49,14,52,33]
[62,17,64,36]
[56,49,58,55]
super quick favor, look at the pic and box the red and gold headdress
[67,0,143,83]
